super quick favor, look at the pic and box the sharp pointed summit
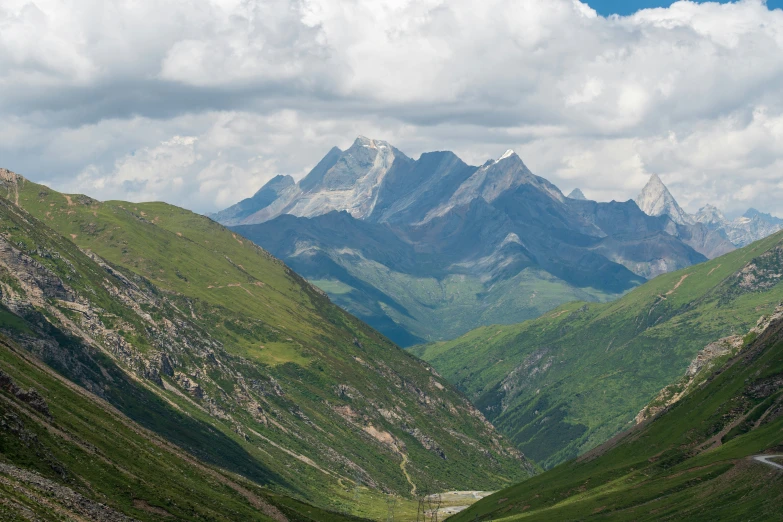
[635,174,693,225]
[568,188,587,200]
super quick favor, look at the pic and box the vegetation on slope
[0,322,362,521]
[0,170,532,518]
[413,231,783,468]
[451,307,783,521]
[235,212,621,347]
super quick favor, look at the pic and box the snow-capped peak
[498,149,516,161]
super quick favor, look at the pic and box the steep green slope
[0,325,360,521]
[451,308,783,521]
[413,231,783,468]
[312,261,616,346]
[0,170,532,517]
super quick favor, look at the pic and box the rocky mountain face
[212,137,412,226]
[217,138,712,346]
[696,205,783,247]
[635,173,693,225]
[0,327,358,521]
[635,304,783,424]
[0,169,533,517]
[635,173,783,249]
[634,174,736,259]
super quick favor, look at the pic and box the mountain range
[0,167,532,519]
[632,173,783,247]
[215,137,780,346]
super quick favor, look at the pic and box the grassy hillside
[413,231,783,468]
[0,170,532,518]
[450,308,783,521]
[317,263,617,346]
[0,325,361,521]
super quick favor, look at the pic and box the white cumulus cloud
[0,0,782,216]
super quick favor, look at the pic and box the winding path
[752,455,783,471]
[399,452,417,496]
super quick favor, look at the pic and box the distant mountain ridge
[634,174,783,248]
[215,137,717,346]
[212,137,410,225]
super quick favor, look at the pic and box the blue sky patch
[588,0,783,16]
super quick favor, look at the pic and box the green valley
[452,304,783,521]
[0,169,532,519]
[413,230,783,469]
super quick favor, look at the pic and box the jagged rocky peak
[635,173,693,225]
[694,204,726,226]
[313,136,399,191]
[568,188,587,200]
[274,135,408,220]
[352,135,392,150]
[744,207,783,225]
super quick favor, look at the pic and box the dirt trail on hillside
[399,452,416,496]
[666,274,689,295]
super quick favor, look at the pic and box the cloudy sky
[2,0,783,217]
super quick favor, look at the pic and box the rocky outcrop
[0,370,50,417]
[0,462,134,522]
[636,304,783,424]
